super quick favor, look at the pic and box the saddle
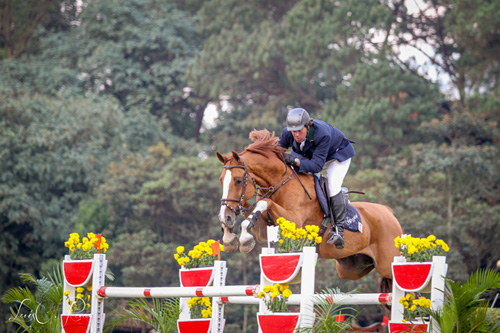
[314,175,363,233]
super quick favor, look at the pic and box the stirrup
[327,226,344,249]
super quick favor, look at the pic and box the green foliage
[131,156,223,243]
[74,199,110,238]
[377,107,499,279]
[0,92,127,301]
[104,298,179,333]
[297,288,357,333]
[1,270,63,333]
[0,0,70,59]
[107,230,178,288]
[422,269,500,333]
[392,0,500,102]
[326,61,443,168]
[74,0,203,138]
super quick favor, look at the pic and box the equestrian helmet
[286,108,310,131]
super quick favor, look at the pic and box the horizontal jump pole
[97,285,259,299]
[220,293,392,306]
[98,285,391,306]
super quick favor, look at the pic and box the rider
[278,108,355,249]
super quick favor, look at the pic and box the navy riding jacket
[278,120,355,174]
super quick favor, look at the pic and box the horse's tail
[379,277,393,314]
[379,277,392,293]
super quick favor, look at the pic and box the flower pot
[257,312,300,333]
[63,259,95,287]
[179,267,215,287]
[177,318,211,333]
[392,262,433,292]
[388,322,428,332]
[61,314,92,333]
[260,252,303,284]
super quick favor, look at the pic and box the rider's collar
[307,124,314,142]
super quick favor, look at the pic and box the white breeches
[323,158,351,197]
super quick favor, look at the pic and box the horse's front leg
[239,200,299,253]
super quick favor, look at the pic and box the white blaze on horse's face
[219,169,233,225]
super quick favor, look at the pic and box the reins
[220,156,296,216]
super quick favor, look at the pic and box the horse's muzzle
[219,206,236,228]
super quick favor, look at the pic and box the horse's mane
[244,129,286,159]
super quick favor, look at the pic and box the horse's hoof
[224,237,240,253]
[239,238,256,253]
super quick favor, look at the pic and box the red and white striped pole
[220,293,392,306]
[97,284,259,299]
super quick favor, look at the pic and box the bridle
[220,156,294,216]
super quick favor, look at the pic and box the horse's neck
[250,162,289,188]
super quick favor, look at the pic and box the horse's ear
[216,152,226,164]
[231,151,241,162]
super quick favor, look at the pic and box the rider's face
[291,126,308,143]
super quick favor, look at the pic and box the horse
[216,129,403,288]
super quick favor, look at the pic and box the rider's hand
[283,153,300,168]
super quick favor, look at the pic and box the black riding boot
[327,191,346,249]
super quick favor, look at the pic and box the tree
[0,0,72,59]
[191,0,443,168]
[0,91,137,329]
[377,108,499,279]
[72,0,205,138]
[390,0,500,105]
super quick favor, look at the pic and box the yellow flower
[278,283,289,292]
[64,290,70,296]
[282,289,292,298]
[176,246,184,255]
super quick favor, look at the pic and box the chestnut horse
[217,129,403,285]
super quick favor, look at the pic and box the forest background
[0,0,499,332]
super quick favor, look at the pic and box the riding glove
[283,153,299,167]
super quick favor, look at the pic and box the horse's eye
[235,178,243,186]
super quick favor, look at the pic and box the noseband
[220,156,294,217]
[220,158,257,216]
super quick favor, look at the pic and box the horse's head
[216,151,258,252]
[216,129,287,252]
[216,151,257,228]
